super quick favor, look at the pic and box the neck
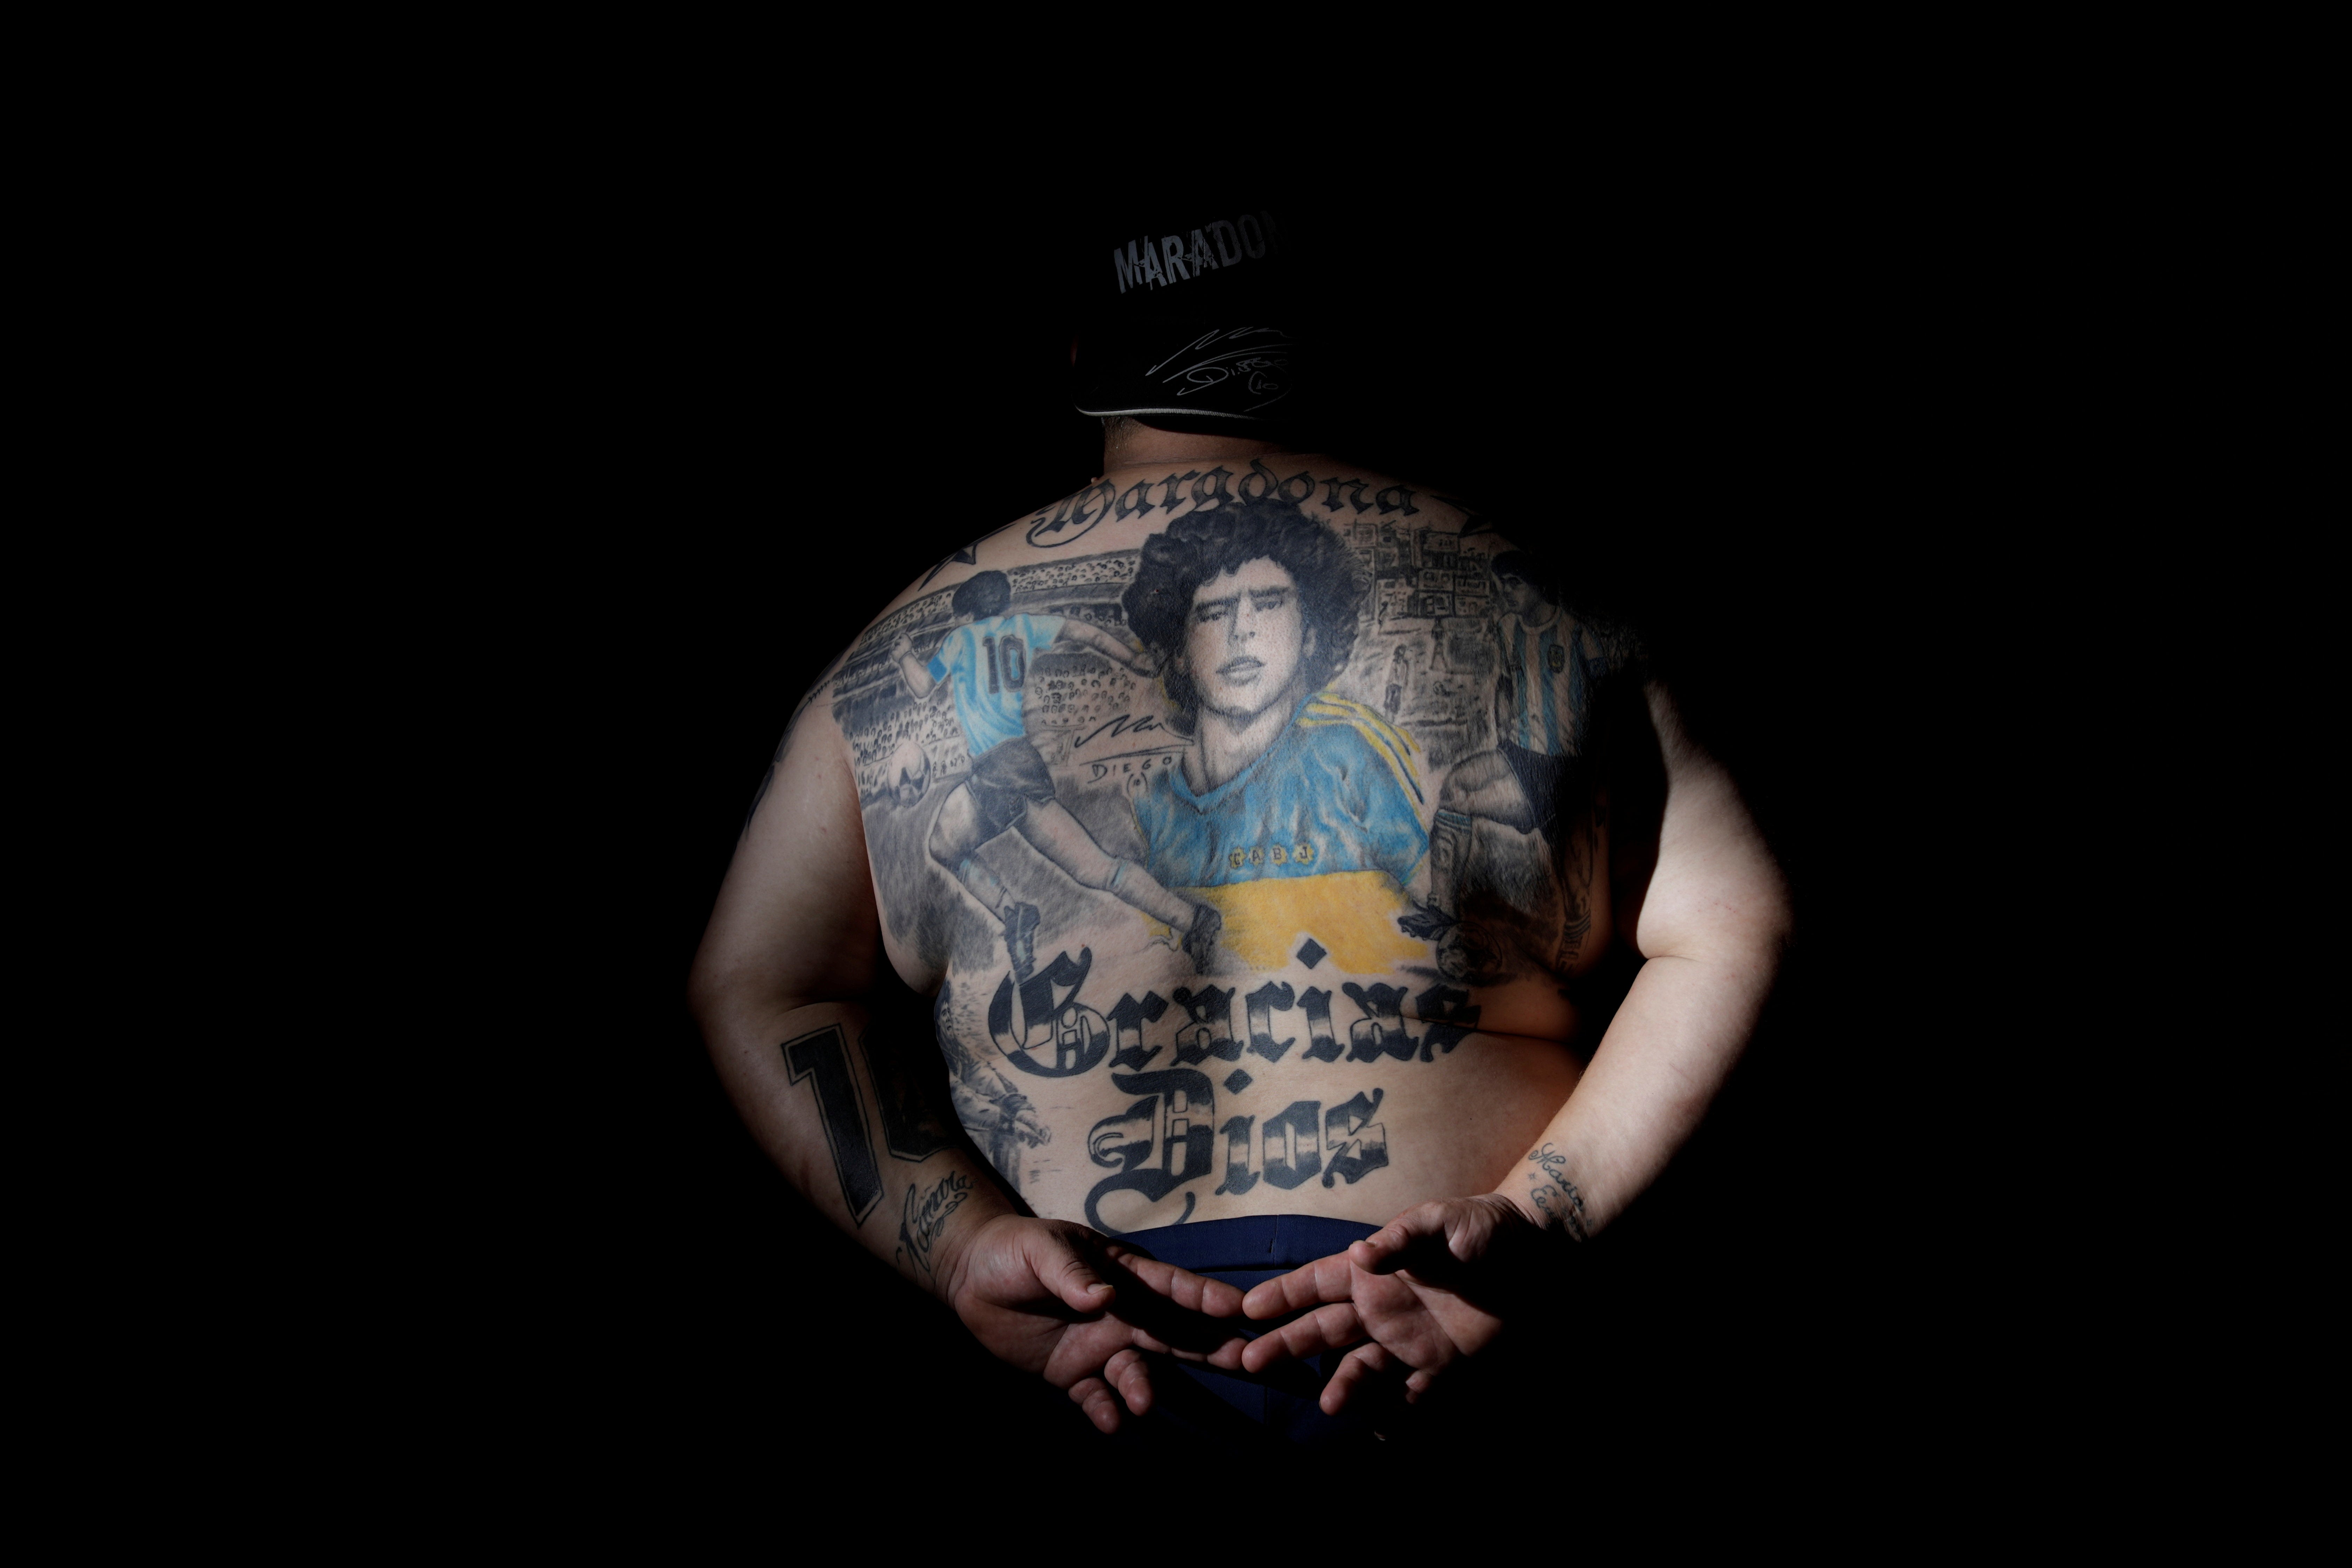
[1187,676,1309,792]
[1102,418,1298,475]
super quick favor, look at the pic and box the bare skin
[691,418,1789,1428]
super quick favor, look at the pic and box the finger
[1138,1326,1251,1373]
[1241,1254,1359,1320]
[1346,1229,1408,1272]
[1322,1341,1401,1416]
[1037,1231,1116,1313]
[1106,1250,1246,1318]
[1347,1204,1456,1274]
[1066,1376,1123,1434]
[1088,1252,1250,1360]
[1124,1323,1252,1371]
[1404,1367,1437,1405]
[1188,1332,1252,1372]
[1241,1302,1366,1373]
[1104,1347,1154,1418]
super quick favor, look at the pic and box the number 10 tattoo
[784,1023,957,1229]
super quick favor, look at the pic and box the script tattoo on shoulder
[1524,1142,1590,1242]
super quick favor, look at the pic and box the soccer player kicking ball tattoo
[892,570,1224,980]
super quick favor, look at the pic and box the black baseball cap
[1072,203,1303,424]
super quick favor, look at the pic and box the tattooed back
[820,454,1630,1238]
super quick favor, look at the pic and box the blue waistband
[1107,1214,1384,1450]
[1115,1213,1379,1277]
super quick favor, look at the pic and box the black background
[441,155,1966,1458]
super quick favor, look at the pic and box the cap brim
[1074,321,1302,422]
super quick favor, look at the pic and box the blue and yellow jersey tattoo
[1130,692,1429,970]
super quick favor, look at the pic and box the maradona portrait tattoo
[1524,1142,1590,1242]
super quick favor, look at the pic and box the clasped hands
[1239,1193,1565,1418]
[937,1213,1252,1434]
[941,1195,1560,1434]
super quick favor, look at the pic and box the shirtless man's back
[690,205,1788,1443]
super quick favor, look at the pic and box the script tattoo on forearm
[895,1170,973,1279]
[1524,1142,1590,1242]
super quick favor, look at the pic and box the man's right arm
[891,633,937,699]
[687,678,1245,1429]
[1051,618,1161,678]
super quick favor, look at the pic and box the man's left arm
[1491,677,1788,1234]
[1242,680,1791,1409]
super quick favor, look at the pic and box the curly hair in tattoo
[1119,499,1364,737]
